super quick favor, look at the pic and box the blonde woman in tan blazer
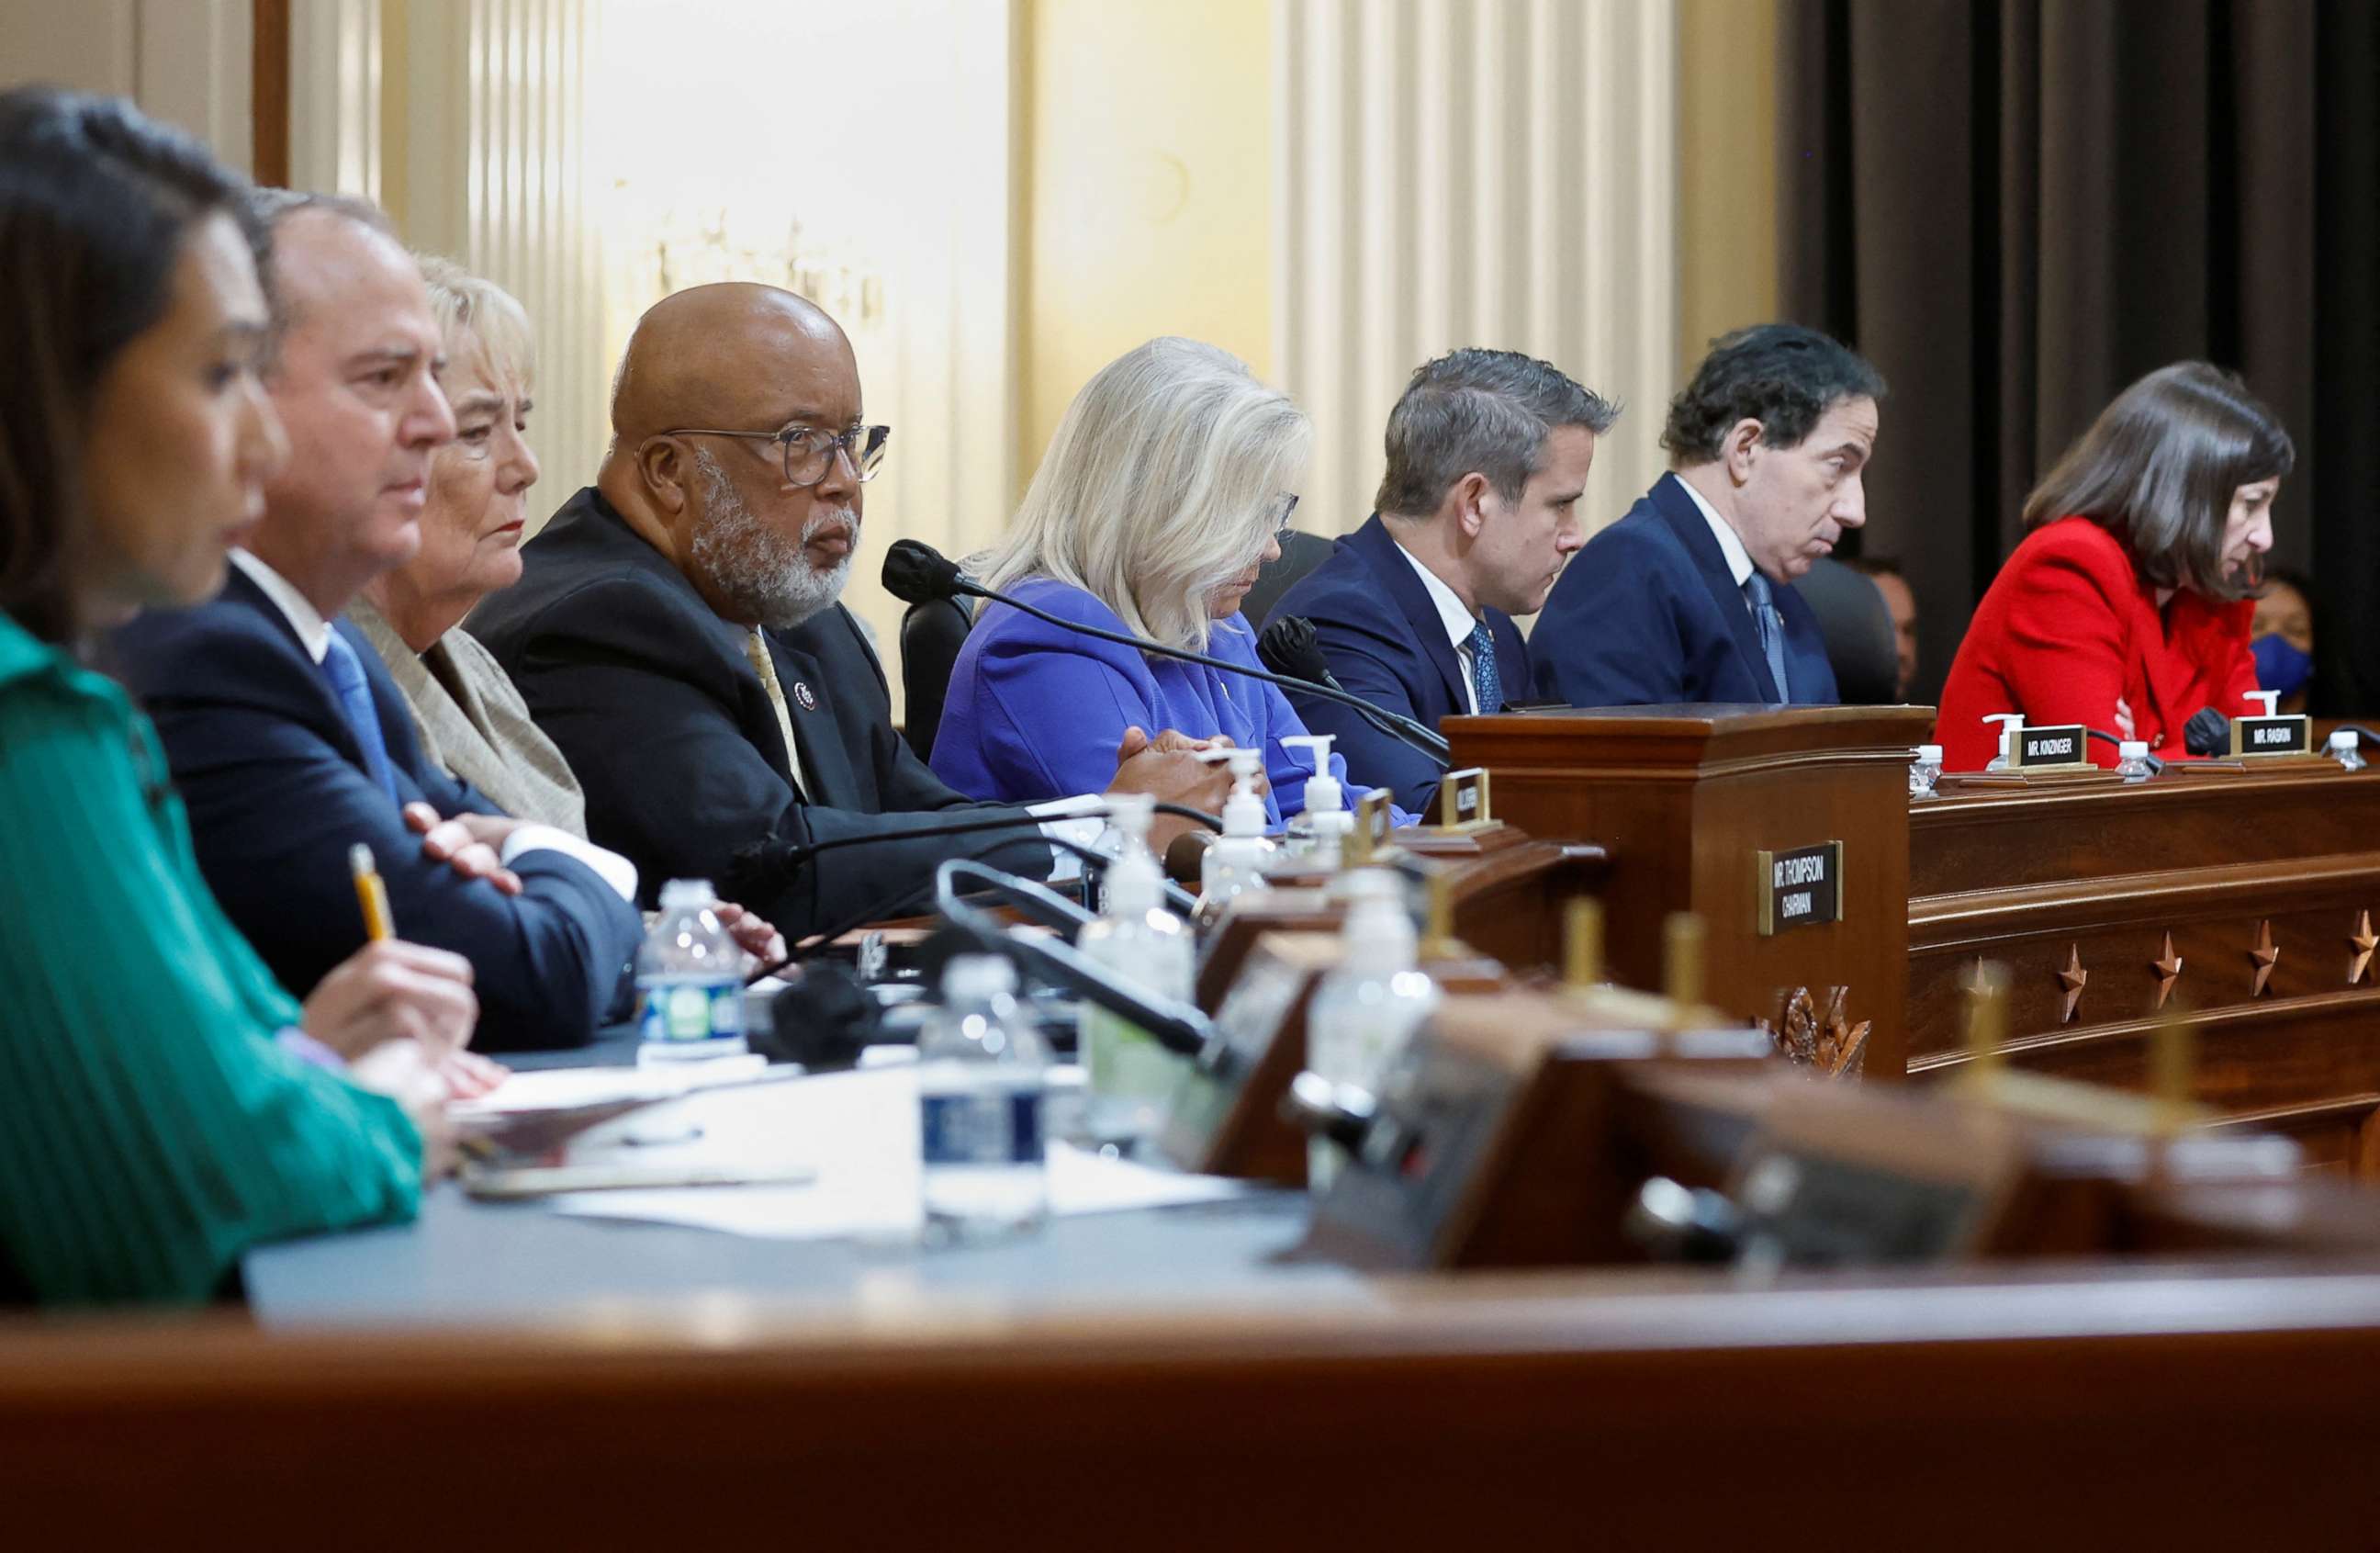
[351,259,588,835]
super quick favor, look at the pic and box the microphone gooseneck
[885,541,1451,763]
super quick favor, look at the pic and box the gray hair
[414,253,535,389]
[1374,348,1619,517]
[982,337,1311,653]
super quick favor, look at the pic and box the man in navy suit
[1531,323,1884,708]
[1267,350,1617,813]
[111,192,647,1052]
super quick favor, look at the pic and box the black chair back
[1245,529,1339,629]
[1797,555,1901,705]
[899,594,976,762]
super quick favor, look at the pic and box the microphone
[935,859,1216,1057]
[883,539,1451,762]
[1256,614,1344,692]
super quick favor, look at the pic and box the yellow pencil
[349,842,394,941]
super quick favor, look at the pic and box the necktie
[320,629,400,803]
[744,627,803,787]
[1464,621,1502,715]
[1743,572,1792,703]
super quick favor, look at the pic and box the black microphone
[935,859,1216,1057]
[2183,707,2230,758]
[883,539,1451,762]
[1256,614,1345,692]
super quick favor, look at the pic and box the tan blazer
[349,599,589,837]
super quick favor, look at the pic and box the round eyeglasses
[657,422,892,487]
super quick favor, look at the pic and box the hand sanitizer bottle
[1982,714,2025,773]
[1279,733,1354,870]
[1193,747,1273,933]
[1075,793,1194,1147]
[1303,868,1439,1193]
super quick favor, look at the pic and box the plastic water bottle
[2329,730,2367,772]
[2115,740,2156,783]
[1303,869,1439,1192]
[917,954,1049,1240]
[636,879,747,1063]
[1076,793,1194,1147]
[1907,743,1943,798]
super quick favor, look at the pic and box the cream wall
[1676,0,1781,376]
[0,0,251,172]
[1023,0,1274,494]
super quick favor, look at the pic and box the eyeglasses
[1273,492,1300,546]
[657,422,892,487]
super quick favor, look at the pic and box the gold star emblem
[2056,943,2088,1023]
[2150,932,2183,1010]
[2351,912,2377,985]
[2249,919,2280,997]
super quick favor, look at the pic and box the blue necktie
[1743,573,1792,703]
[1464,621,1502,714]
[321,629,400,803]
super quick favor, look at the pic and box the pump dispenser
[1280,734,1354,870]
[1982,713,2026,771]
[1075,793,1194,1146]
[1303,867,1440,1191]
[1194,747,1274,931]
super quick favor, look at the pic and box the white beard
[689,448,853,630]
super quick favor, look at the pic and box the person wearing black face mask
[2251,568,2316,715]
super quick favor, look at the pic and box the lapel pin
[792,681,818,712]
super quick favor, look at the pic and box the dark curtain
[1779,0,2380,712]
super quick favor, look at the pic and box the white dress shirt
[230,548,637,902]
[1675,476,1758,595]
[1392,538,1488,714]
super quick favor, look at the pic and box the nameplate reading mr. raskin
[1757,840,1844,936]
[2231,715,2311,758]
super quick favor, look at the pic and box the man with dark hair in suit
[111,192,649,1052]
[468,282,1229,940]
[1531,323,1884,708]
[1266,348,1617,813]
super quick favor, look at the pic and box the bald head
[597,282,867,632]
[609,282,855,445]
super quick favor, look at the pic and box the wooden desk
[1449,704,1935,1076]
[1908,764,2380,1169]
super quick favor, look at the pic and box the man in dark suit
[1531,323,1884,707]
[111,192,646,1052]
[1267,349,1617,813]
[469,282,1229,940]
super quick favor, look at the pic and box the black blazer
[1263,514,1532,814]
[1529,472,1838,707]
[466,488,1050,938]
[108,566,644,1052]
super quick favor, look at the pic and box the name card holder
[1433,767,1495,831]
[1753,840,1845,936]
[2011,724,2090,770]
[2230,713,2315,759]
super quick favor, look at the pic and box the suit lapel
[758,630,849,805]
[1348,514,1470,713]
[1650,473,1779,702]
[219,566,379,771]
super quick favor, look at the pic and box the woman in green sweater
[0,89,478,1304]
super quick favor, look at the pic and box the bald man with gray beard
[469,282,1230,939]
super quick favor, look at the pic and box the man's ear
[1451,471,1494,540]
[641,437,691,517]
[1724,418,1766,486]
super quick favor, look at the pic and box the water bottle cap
[2119,740,2149,760]
[1914,744,1943,762]
[2330,730,2358,751]
[942,952,1016,1001]
[658,878,715,908]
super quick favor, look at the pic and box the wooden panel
[250,0,287,186]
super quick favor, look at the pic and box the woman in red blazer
[1937,363,2295,771]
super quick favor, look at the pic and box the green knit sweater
[0,610,420,1304]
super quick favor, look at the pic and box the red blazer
[1936,517,2259,771]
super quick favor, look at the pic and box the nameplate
[1349,789,1396,864]
[1435,767,1492,829]
[1754,840,1844,936]
[2011,724,2088,769]
[2230,714,2312,758]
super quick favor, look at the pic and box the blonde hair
[413,253,535,389]
[982,337,1310,652]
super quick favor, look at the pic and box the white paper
[451,1053,774,1117]
[546,1065,1249,1242]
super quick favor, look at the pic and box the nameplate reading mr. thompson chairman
[1756,840,1845,936]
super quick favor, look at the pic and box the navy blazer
[1530,472,1838,707]
[108,566,644,1052]
[467,488,1050,940]
[1263,515,1531,813]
